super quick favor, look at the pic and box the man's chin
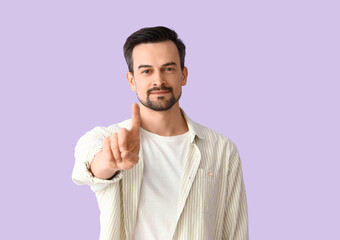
[145,103,174,112]
[138,99,174,112]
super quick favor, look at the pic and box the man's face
[127,40,188,111]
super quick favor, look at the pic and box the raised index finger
[130,103,140,132]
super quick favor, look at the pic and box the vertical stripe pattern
[72,113,248,240]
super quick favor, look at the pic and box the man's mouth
[147,87,173,96]
[150,90,170,95]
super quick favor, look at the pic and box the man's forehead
[132,41,180,65]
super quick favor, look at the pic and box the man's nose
[152,71,166,86]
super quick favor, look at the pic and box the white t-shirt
[133,128,190,240]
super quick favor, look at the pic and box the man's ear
[181,66,188,86]
[127,72,136,91]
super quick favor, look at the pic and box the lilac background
[1,0,339,239]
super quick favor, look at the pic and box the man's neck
[139,103,188,136]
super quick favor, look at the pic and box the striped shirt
[72,111,249,240]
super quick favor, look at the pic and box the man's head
[124,26,188,112]
[123,26,186,75]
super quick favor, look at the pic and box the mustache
[147,86,173,95]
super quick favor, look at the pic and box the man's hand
[90,103,141,179]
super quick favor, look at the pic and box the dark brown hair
[123,26,186,74]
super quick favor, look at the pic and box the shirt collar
[180,109,205,142]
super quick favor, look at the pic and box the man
[72,26,248,240]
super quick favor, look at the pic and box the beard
[137,86,181,111]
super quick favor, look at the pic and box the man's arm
[223,149,249,240]
[90,103,141,179]
[72,103,141,190]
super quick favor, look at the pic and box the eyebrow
[138,64,152,69]
[162,62,177,67]
[137,62,177,69]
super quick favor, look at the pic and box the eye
[142,69,150,74]
[165,67,174,72]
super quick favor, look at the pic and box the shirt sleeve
[223,148,249,240]
[71,126,124,192]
